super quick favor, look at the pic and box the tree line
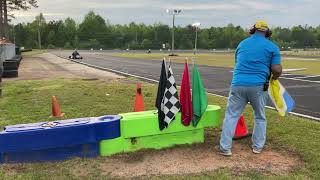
[8,11,320,50]
[0,0,38,39]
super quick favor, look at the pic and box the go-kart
[68,55,83,59]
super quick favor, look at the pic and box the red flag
[180,62,193,126]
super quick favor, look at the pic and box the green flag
[192,64,208,127]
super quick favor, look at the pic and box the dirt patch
[96,142,301,178]
[91,129,303,178]
[3,53,122,81]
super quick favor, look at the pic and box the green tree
[64,17,77,47]
[78,11,108,47]
[153,23,170,49]
[291,25,316,48]
[55,20,66,47]
[47,30,55,46]
[1,0,38,38]
[73,35,79,48]
[141,39,152,49]
[89,39,100,49]
[198,29,210,49]
[64,42,72,49]
[9,10,320,50]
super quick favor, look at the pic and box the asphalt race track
[51,50,320,120]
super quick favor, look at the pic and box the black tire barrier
[10,55,22,62]
[20,49,32,52]
[3,61,19,71]
[3,66,18,71]
[3,70,18,78]
[15,47,21,55]
[9,55,22,67]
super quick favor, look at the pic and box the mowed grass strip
[0,79,319,179]
[112,52,320,75]
[21,49,47,57]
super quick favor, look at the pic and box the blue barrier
[0,143,99,163]
[0,115,121,163]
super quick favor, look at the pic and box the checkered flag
[161,65,181,127]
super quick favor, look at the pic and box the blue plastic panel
[0,143,99,163]
[0,115,121,153]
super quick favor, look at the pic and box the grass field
[112,52,320,75]
[0,79,320,179]
[282,50,320,57]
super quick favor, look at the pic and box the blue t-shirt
[232,33,281,86]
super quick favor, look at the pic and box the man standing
[219,20,282,156]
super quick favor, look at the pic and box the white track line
[280,77,320,83]
[282,74,295,76]
[63,55,320,122]
[68,59,158,83]
[283,68,307,72]
[294,75,320,79]
[284,57,320,61]
[230,72,320,83]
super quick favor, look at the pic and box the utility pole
[172,13,175,53]
[192,22,201,55]
[3,0,8,39]
[0,0,3,38]
[12,25,15,44]
[38,18,41,49]
[166,9,181,55]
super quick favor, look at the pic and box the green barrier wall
[100,105,221,156]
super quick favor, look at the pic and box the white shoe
[216,146,232,156]
[252,148,262,154]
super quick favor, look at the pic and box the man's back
[72,51,79,56]
[232,33,281,86]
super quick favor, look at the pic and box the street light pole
[172,13,175,53]
[194,27,198,54]
[166,9,181,55]
[12,25,15,44]
[192,22,201,55]
[38,18,41,49]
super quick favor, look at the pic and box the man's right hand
[271,64,282,80]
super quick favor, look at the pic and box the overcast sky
[12,0,320,28]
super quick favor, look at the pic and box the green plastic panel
[100,128,204,156]
[201,105,221,128]
[99,105,221,156]
[119,105,221,138]
[99,137,124,156]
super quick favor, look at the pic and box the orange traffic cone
[50,96,65,118]
[134,83,145,112]
[233,115,251,140]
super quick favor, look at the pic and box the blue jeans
[220,86,267,152]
